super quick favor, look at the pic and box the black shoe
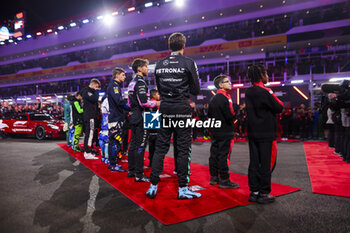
[209,176,219,185]
[91,149,99,155]
[248,192,259,202]
[108,165,126,172]
[219,179,239,189]
[127,171,135,178]
[135,175,150,182]
[257,193,275,204]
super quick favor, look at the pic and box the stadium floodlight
[103,15,114,26]
[291,80,304,84]
[17,37,22,41]
[207,85,215,90]
[265,81,281,86]
[57,26,64,30]
[233,83,244,87]
[175,0,185,7]
[8,39,13,43]
[145,2,153,7]
[329,77,350,82]
[70,22,77,27]
[128,7,136,12]
[82,19,89,24]
[26,34,32,39]
[97,15,104,20]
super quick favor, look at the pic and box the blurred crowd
[1,1,349,75]
[0,101,64,120]
[1,51,350,99]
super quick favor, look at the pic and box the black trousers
[327,124,335,148]
[150,125,192,187]
[209,134,234,180]
[173,131,178,172]
[108,122,123,166]
[248,139,273,194]
[128,122,148,177]
[343,127,350,161]
[148,133,157,167]
[121,123,130,153]
[334,124,344,154]
[84,119,95,153]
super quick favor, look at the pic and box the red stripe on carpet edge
[57,143,300,225]
[303,141,350,198]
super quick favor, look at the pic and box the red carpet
[172,138,299,143]
[303,141,350,198]
[58,143,300,225]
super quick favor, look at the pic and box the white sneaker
[84,152,98,160]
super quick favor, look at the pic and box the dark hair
[247,64,267,83]
[66,93,73,101]
[75,91,82,97]
[90,78,101,87]
[150,89,158,99]
[213,75,229,89]
[131,58,149,73]
[168,32,186,51]
[112,67,125,79]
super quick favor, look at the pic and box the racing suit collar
[170,51,182,56]
[114,80,121,86]
[135,74,144,79]
[253,81,265,87]
[217,89,230,97]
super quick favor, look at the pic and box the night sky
[0,0,127,32]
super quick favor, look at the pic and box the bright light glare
[207,85,215,90]
[103,15,114,26]
[175,0,185,7]
[97,15,104,20]
[70,22,77,27]
[58,26,64,30]
[82,19,89,24]
[291,80,304,84]
[145,2,153,7]
[329,77,350,82]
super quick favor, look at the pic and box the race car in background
[0,113,65,140]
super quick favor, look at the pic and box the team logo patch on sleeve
[114,87,119,93]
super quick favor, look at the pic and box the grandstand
[0,0,349,107]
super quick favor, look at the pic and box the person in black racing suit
[146,32,202,199]
[127,58,160,182]
[81,78,101,159]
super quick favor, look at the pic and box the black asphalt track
[0,138,349,233]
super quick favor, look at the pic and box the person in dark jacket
[208,75,239,189]
[245,64,284,204]
[107,67,129,172]
[146,32,201,200]
[82,78,101,159]
[148,89,160,168]
[127,58,159,182]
